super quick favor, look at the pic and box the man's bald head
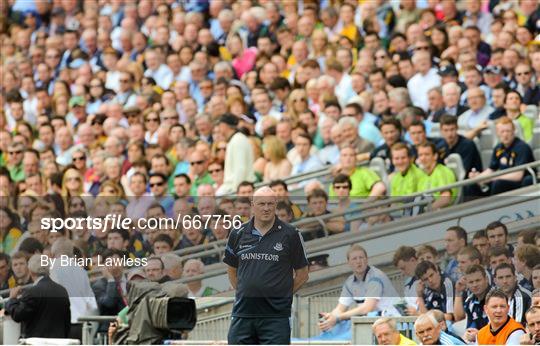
[253,186,276,199]
[252,187,277,225]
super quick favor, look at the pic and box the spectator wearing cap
[407,50,441,112]
[66,96,87,129]
[483,66,504,97]
[469,117,534,195]
[215,114,255,196]
[458,87,493,140]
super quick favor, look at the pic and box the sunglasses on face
[149,181,164,187]
[73,156,86,161]
[516,71,531,76]
[66,176,81,182]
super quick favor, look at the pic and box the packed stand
[0,0,540,343]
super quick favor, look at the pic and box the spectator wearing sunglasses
[6,143,25,182]
[187,150,214,196]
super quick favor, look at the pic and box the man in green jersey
[390,143,427,197]
[503,90,533,142]
[417,142,457,210]
[330,146,386,198]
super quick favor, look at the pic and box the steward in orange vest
[478,289,526,345]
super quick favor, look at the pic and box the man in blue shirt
[455,264,491,341]
[224,187,309,344]
[469,116,534,195]
[415,261,455,321]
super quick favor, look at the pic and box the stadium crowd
[0,0,539,343]
[332,224,540,344]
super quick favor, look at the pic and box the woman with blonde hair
[61,167,85,198]
[262,135,292,182]
[310,29,328,65]
[285,89,309,125]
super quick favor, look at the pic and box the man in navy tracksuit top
[224,186,309,344]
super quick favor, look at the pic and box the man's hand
[463,328,478,343]
[9,286,22,299]
[455,277,466,295]
[318,312,337,332]
[519,327,536,345]
[405,306,418,316]
[102,266,114,280]
[416,280,425,297]
[469,168,480,180]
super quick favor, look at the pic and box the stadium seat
[534,148,540,161]
[444,153,465,204]
[523,105,538,120]
[369,157,389,194]
[476,129,495,151]
[481,149,492,170]
[533,128,540,148]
